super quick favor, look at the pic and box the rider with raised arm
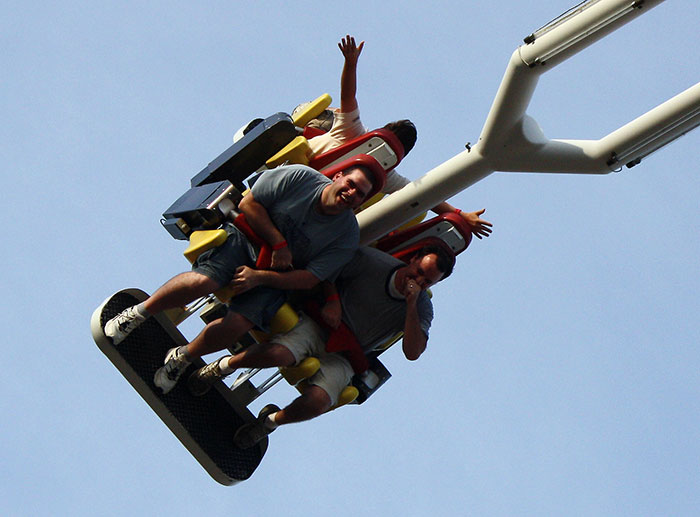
[303,35,493,240]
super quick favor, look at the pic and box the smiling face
[395,253,445,295]
[320,167,373,214]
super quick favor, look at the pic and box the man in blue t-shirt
[187,244,454,448]
[104,163,380,394]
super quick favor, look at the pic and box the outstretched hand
[462,209,493,239]
[338,34,364,67]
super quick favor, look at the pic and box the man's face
[398,253,445,294]
[324,168,372,213]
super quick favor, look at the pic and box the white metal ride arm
[357,0,700,244]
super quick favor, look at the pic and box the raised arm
[338,34,364,114]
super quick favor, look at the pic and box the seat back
[309,128,405,174]
[375,212,472,259]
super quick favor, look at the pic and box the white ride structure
[357,0,700,243]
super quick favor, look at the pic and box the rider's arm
[321,281,342,328]
[431,202,493,240]
[401,285,428,361]
[338,35,364,113]
[238,192,292,269]
[230,266,320,296]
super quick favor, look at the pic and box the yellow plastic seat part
[291,93,332,127]
[333,386,359,409]
[280,357,321,386]
[265,136,312,168]
[183,229,228,264]
[248,303,300,343]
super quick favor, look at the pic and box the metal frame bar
[356,0,699,244]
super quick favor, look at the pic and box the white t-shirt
[308,108,411,194]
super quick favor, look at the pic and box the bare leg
[143,271,221,314]
[274,385,332,425]
[186,310,256,359]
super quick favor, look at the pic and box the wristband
[272,240,288,251]
[454,208,462,215]
[326,293,340,302]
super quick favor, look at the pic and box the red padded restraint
[304,299,369,374]
[232,213,273,270]
[309,128,405,172]
[374,212,472,258]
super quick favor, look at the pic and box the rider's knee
[303,385,332,416]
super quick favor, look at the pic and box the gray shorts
[191,225,254,286]
[270,314,354,406]
[192,225,286,332]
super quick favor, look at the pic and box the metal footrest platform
[90,288,267,485]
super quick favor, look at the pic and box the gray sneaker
[154,347,191,394]
[233,404,280,449]
[104,305,147,345]
[187,357,232,396]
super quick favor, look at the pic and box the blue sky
[2,1,698,515]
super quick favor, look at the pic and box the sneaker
[104,305,147,345]
[187,357,232,396]
[153,347,191,394]
[233,404,280,449]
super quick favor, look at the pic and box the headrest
[309,128,405,172]
[319,154,387,202]
[374,212,473,258]
[388,237,457,271]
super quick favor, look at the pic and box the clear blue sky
[2,1,698,515]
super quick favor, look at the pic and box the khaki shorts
[270,314,354,406]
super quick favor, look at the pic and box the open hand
[338,35,364,67]
[462,208,493,239]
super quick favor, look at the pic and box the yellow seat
[280,357,321,386]
[183,229,228,264]
[248,303,300,342]
[332,386,359,410]
[291,93,332,127]
[265,136,312,168]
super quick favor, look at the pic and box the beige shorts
[270,314,354,406]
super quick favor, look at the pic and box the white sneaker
[104,305,147,345]
[154,347,191,394]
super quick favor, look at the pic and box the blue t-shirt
[251,165,359,282]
